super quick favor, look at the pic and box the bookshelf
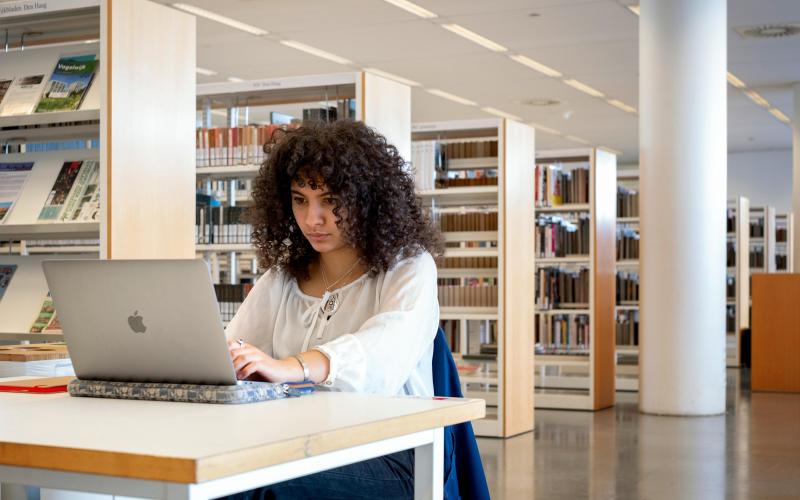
[533,148,616,411]
[727,197,751,367]
[775,213,794,272]
[194,72,411,289]
[0,0,196,338]
[615,168,639,392]
[748,206,776,274]
[413,118,535,437]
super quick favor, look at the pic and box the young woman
[223,119,442,499]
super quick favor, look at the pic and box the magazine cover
[0,162,35,223]
[35,55,98,113]
[0,78,12,107]
[29,294,56,333]
[39,161,83,221]
[0,264,17,301]
[0,74,46,116]
[61,160,99,221]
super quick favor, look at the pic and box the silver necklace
[318,257,361,317]
[320,257,362,292]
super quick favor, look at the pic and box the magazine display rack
[0,0,196,338]
[413,118,535,438]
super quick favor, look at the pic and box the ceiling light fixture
[627,5,640,16]
[482,107,522,121]
[227,77,245,83]
[172,4,268,36]
[768,107,791,123]
[509,54,562,78]
[426,89,477,106]
[602,146,623,155]
[564,79,605,98]
[441,24,507,52]
[382,0,437,19]
[363,68,420,87]
[280,40,353,65]
[607,99,637,113]
[196,67,218,76]
[744,89,770,108]
[565,135,591,145]
[528,122,562,135]
[726,72,746,88]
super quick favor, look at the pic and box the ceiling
[154,0,799,163]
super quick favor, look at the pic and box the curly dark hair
[251,120,442,281]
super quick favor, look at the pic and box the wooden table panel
[752,274,800,393]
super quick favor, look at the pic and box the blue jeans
[217,449,415,500]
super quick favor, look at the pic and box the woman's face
[290,178,348,254]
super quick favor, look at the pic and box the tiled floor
[478,370,800,500]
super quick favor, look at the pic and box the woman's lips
[307,233,330,242]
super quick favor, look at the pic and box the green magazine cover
[35,55,98,113]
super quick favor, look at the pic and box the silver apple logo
[127,310,147,333]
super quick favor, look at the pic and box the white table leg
[414,427,443,500]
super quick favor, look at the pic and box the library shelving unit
[775,213,794,272]
[748,206,776,274]
[194,72,410,289]
[726,197,751,366]
[0,0,195,340]
[533,148,616,411]
[413,118,535,438]
[615,168,640,391]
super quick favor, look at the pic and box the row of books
[0,55,98,117]
[617,271,639,303]
[196,125,286,167]
[195,206,253,245]
[441,140,498,160]
[777,254,788,270]
[750,218,765,238]
[776,227,788,242]
[726,305,735,333]
[25,238,99,248]
[437,211,497,232]
[535,267,589,310]
[214,283,254,323]
[3,138,99,154]
[535,313,590,356]
[616,310,639,347]
[437,176,498,188]
[617,188,639,218]
[726,276,735,299]
[726,242,736,268]
[535,215,590,258]
[726,211,736,233]
[436,256,498,269]
[437,284,498,308]
[0,160,99,224]
[617,228,639,260]
[534,164,590,207]
[750,247,765,268]
[440,318,498,357]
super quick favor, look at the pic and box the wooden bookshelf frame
[413,118,535,437]
[533,148,617,411]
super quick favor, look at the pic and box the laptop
[42,259,241,385]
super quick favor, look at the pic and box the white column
[639,0,727,415]
[792,83,800,273]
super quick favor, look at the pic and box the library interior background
[1,0,800,499]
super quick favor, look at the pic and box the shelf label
[0,0,99,18]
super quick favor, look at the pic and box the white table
[0,386,484,500]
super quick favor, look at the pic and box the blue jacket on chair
[432,327,491,500]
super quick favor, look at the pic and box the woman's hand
[227,340,303,383]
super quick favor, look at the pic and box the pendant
[321,291,339,316]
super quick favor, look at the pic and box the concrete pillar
[639,0,727,415]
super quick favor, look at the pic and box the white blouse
[224,251,440,397]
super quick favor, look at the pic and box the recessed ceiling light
[563,79,605,98]
[382,0,437,19]
[426,89,477,106]
[196,67,218,76]
[280,40,353,65]
[363,68,420,87]
[726,72,747,88]
[565,135,591,145]
[441,24,507,52]
[482,107,522,121]
[607,99,637,113]
[227,77,245,83]
[744,89,770,108]
[509,54,562,78]
[173,4,268,36]
[528,122,562,135]
[627,5,640,16]
[768,107,791,123]
[517,98,561,107]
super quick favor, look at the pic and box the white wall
[728,149,793,213]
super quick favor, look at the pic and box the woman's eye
[324,197,338,206]
[292,197,306,205]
